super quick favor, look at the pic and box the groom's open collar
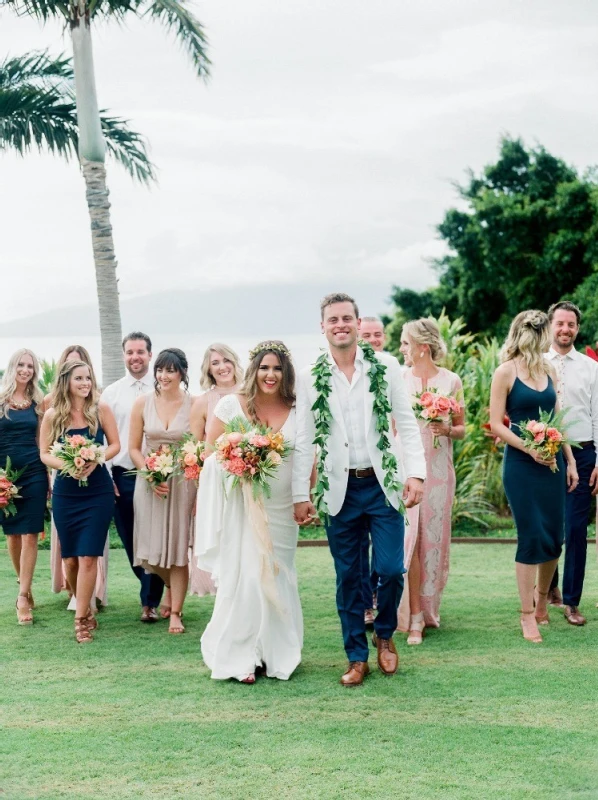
[324,345,366,370]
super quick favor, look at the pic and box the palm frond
[100,111,155,183]
[0,51,156,182]
[0,0,71,22]
[0,50,73,89]
[143,0,211,79]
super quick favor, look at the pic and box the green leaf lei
[310,340,405,521]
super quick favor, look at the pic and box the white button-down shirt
[330,350,372,469]
[101,371,154,469]
[546,346,598,463]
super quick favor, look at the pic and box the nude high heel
[520,610,542,643]
[407,612,425,645]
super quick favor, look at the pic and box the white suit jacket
[292,348,426,516]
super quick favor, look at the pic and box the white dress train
[195,395,303,681]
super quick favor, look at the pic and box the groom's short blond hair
[320,292,359,320]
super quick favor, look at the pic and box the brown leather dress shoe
[340,661,370,687]
[372,632,399,675]
[564,605,587,626]
[548,587,565,607]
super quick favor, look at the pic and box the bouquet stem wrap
[241,482,283,614]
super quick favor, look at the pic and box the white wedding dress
[195,394,303,681]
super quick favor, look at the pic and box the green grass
[2,545,598,800]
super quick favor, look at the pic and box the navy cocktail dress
[503,376,565,564]
[52,425,114,558]
[0,403,47,534]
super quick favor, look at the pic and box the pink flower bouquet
[516,409,579,472]
[412,388,462,448]
[50,433,105,487]
[173,434,207,484]
[215,416,291,499]
[0,457,25,518]
[132,444,175,489]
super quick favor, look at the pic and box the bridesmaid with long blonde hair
[40,360,119,642]
[188,343,243,597]
[0,349,48,624]
[46,345,110,609]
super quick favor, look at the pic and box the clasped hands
[293,477,425,525]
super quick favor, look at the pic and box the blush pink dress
[398,367,463,630]
[189,387,238,596]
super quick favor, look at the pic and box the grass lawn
[2,543,598,800]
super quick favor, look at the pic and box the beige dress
[133,392,197,571]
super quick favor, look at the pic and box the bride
[195,341,303,683]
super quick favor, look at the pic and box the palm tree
[1,51,155,181]
[1,2,210,385]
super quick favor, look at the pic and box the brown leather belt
[349,467,375,478]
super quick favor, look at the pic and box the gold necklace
[9,397,31,410]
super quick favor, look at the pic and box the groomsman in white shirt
[102,332,165,622]
[545,302,598,625]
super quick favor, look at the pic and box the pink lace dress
[398,367,463,629]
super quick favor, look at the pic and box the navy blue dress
[52,425,114,558]
[503,377,565,564]
[0,403,47,535]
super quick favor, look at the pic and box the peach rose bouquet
[129,444,175,491]
[412,388,462,448]
[215,415,291,499]
[0,457,25,518]
[50,433,106,487]
[516,409,579,472]
[173,434,207,485]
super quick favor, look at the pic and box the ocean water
[0,333,327,388]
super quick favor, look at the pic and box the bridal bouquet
[133,444,175,488]
[0,457,25,518]
[516,409,579,472]
[173,434,206,484]
[412,388,462,448]
[50,434,106,487]
[215,416,291,499]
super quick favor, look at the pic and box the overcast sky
[2,0,598,324]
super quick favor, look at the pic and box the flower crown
[249,341,291,361]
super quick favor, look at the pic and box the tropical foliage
[0,51,154,181]
[389,136,598,341]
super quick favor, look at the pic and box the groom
[293,293,425,686]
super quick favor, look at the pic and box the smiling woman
[40,359,120,642]
[0,349,48,625]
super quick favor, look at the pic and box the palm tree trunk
[71,8,123,386]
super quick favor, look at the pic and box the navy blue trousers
[326,475,404,662]
[113,467,164,608]
[561,445,595,606]
[360,534,379,610]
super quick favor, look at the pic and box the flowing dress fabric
[189,388,224,597]
[133,393,197,571]
[0,404,47,534]
[195,394,303,681]
[399,368,462,629]
[52,425,114,558]
[503,376,565,564]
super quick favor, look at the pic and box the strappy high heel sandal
[520,610,542,643]
[168,611,185,634]
[534,590,550,625]
[75,617,93,644]
[407,612,425,645]
[16,594,33,625]
[84,608,98,631]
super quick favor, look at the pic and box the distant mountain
[0,281,395,337]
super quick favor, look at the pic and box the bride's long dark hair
[241,341,295,422]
